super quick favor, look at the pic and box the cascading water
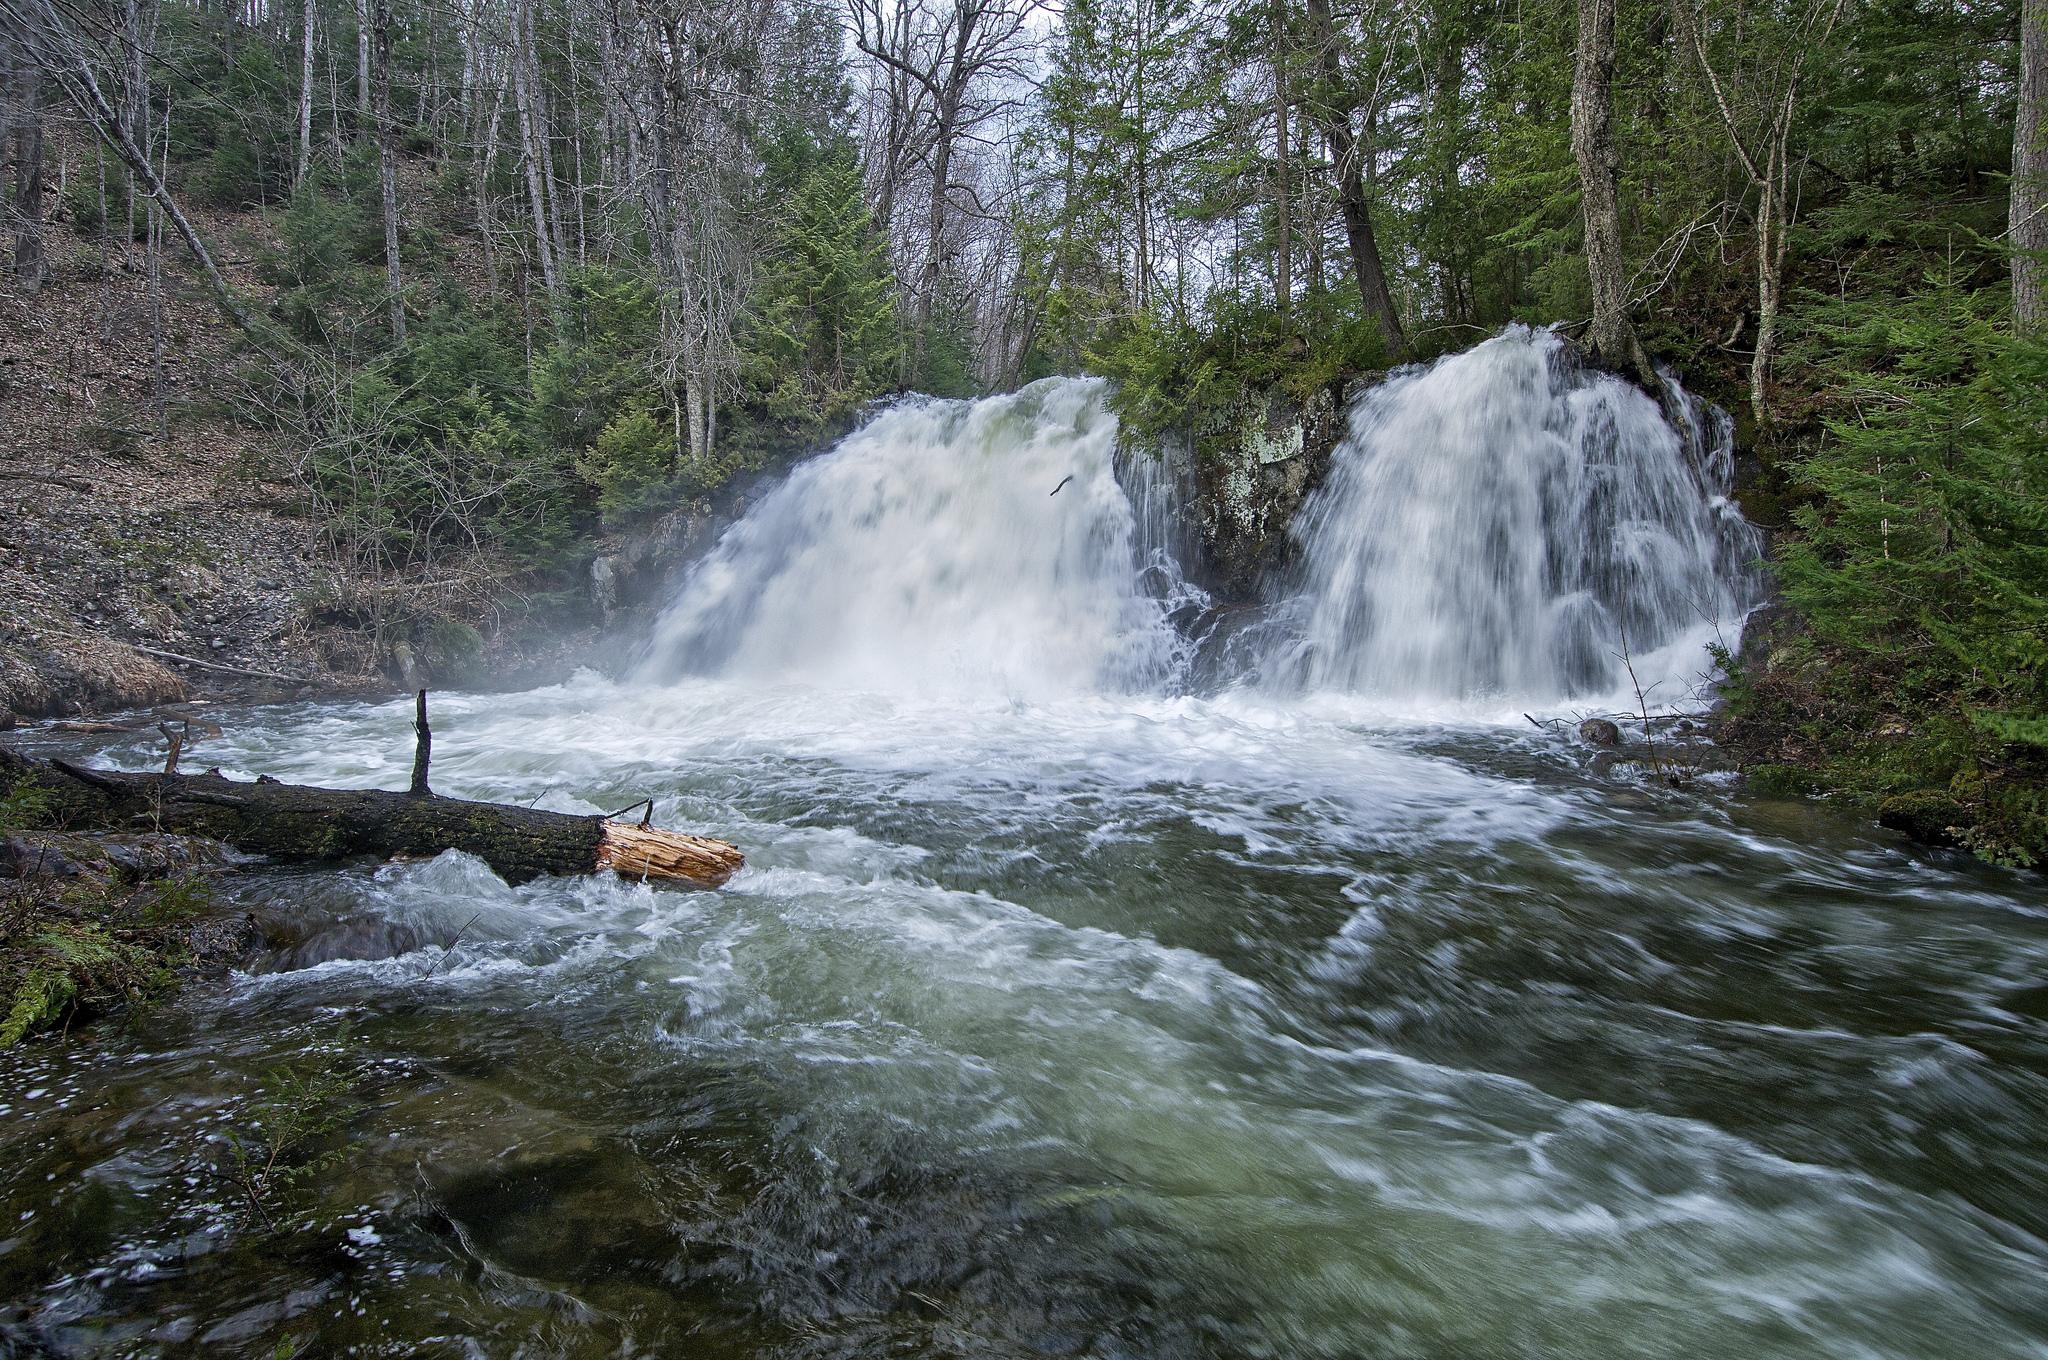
[1263,325,1763,708]
[14,335,2044,1360]
[640,377,1189,698]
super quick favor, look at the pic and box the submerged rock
[1579,718,1622,746]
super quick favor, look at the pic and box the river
[3,335,2044,1358]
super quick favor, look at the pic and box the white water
[15,337,2044,1358]
[641,378,1187,699]
[1264,326,1762,709]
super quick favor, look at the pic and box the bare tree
[1272,0,1290,317]
[11,0,250,330]
[374,0,405,338]
[297,0,316,186]
[850,0,1039,358]
[1676,0,1851,425]
[3,12,49,293]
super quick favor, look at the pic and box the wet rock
[2,835,85,879]
[389,639,426,690]
[1876,791,1970,849]
[591,555,618,619]
[1578,718,1622,746]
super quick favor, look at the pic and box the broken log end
[595,820,744,889]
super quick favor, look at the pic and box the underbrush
[1718,630,2048,868]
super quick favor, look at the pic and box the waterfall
[640,377,1188,698]
[1262,326,1763,708]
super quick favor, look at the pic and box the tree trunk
[1272,0,1290,317]
[24,13,252,332]
[1304,0,1404,360]
[1,749,743,889]
[1571,0,1650,381]
[512,1,559,295]
[296,0,315,187]
[374,0,404,339]
[11,46,47,294]
[355,0,371,133]
[2016,0,2047,330]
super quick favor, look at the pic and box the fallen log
[0,698,742,889]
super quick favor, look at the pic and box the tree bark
[1571,0,1650,381]
[1,749,744,890]
[1303,0,1404,361]
[10,42,47,294]
[373,0,404,339]
[2016,0,2047,331]
[296,0,315,187]
[355,0,371,133]
[512,0,559,294]
[1272,0,1290,317]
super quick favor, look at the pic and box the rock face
[1133,381,1352,603]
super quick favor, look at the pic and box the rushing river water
[4,341,2046,1358]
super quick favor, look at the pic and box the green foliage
[222,1041,357,1229]
[532,268,663,456]
[199,141,266,209]
[581,407,677,522]
[1090,298,1380,449]
[261,178,379,347]
[1776,280,2048,743]
[1726,272,2048,864]
[61,151,129,236]
[0,922,158,1047]
[740,134,902,418]
[0,783,56,833]
[142,876,215,925]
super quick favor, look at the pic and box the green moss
[0,782,56,831]
[1,968,77,1047]
[1744,764,1818,798]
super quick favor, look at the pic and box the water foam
[640,377,1185,699]
[1262,326,1763,709]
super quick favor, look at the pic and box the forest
[4,0,2044,862]
[3,2,2048,1354]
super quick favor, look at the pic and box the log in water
[0,748,743,889]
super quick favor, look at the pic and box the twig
[1614,620,1668,781]
[421,909,484,979]
[0,468,91,492]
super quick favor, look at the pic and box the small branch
[157,720,186,775]
[421,909,484,979]
[0,468,91,492]
[129,645,302,683]
[409,690,432,798]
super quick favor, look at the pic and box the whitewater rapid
[7,334,2041,1358]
